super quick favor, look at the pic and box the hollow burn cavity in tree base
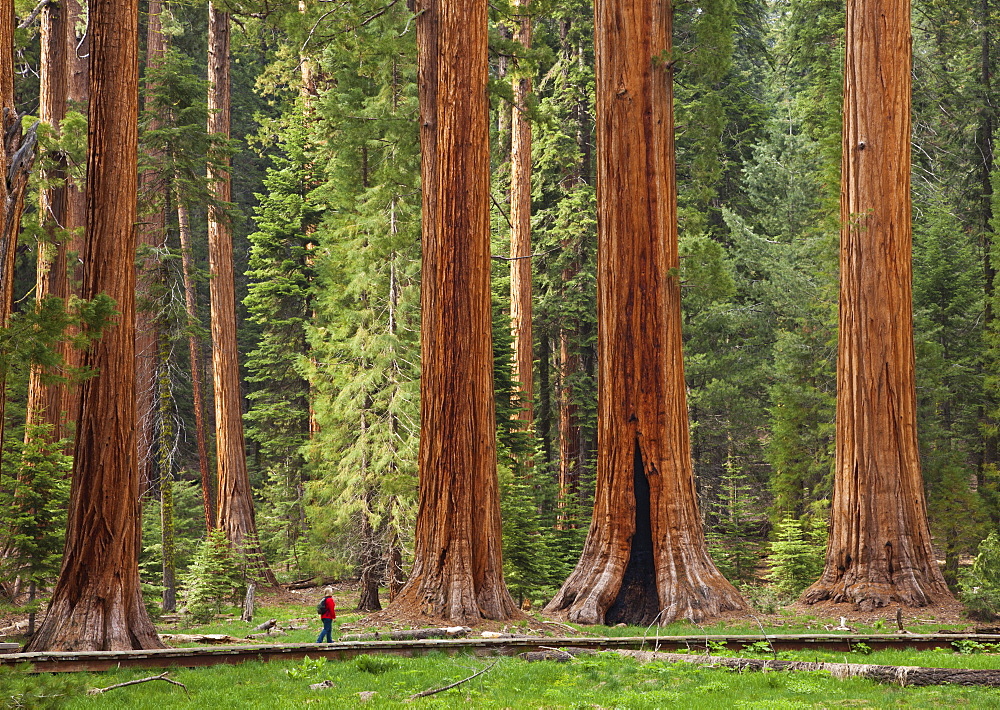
[606,441,659,627]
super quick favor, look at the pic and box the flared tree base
[802,574,952,612]
[26,588,164,652]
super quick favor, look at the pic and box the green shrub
[960,532,1000,620]
[766,516,826,598]
[354,654,398,674]
[181,529,246,623]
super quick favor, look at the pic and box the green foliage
[140,480,208,586]
[0,663,83,709]
[706,457,761,585]
[354,654,398,675]
[0,425,71,592]
[766,516,826,599]
[181,530,246,623]
[961,532,1000,621]
[284,656,329,679]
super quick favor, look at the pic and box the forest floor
[5,584,1000,709]
[0,580,976,642]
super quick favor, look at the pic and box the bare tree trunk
[26,0,164,651]
[58,0,87,446]
[802,0,952,611]
[509,0,533,433]
[158,331,176,612]
[207,3,277,586]
[557,326,580,525]
[24,0,70,442]
[544,0,745,625]
[175,185,213,532]
[384,0,519,624]
[135,0,167,499]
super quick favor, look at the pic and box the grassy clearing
[62,650,1000,709]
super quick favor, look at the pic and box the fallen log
[341,627,472,642]
[615,650,1000,687]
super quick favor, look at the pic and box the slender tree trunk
[207,4,277,586]
[135,0,167,499]
[26,0,163,651]
[1,0,38,468]
[24,0,70,442]
[175,184,213,532]
[57,0,87,448]
[157,331,176,612]
[384,0,520,624]
[509,0,533,433]
[544,0,745,625]
[802,0,952,611]
[557,327,580,525]
[980,0,997,478]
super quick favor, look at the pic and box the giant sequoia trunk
[384,0,519,624]
[207,4,277,586]
[509,0,533,431]
[801,0,951,611]
[26,0,163,651]
[544,0,745,625]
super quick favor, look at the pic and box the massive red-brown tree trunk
[25,0,163,651]
[207,4,276,585]
[384,0,519,624]
[135,0,167,497]
[509,0,533,431]
[801,0,951,611]
[544,0,745,625]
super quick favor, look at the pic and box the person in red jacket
[316,586,337,643]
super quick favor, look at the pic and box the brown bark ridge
[24,0,72,443]
[207,4,277,587]
[175,184,213,532]
[802,0,951,611]
[384,0,520,624]
[509,0,533,431]
[135,0,167,498]
[25,0,163,652]
[544,0,745,626]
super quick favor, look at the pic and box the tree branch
[408,659,499,700]
[87,672,189,696]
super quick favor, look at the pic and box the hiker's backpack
[316,597,329,615]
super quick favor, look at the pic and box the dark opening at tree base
[606,441,659,626]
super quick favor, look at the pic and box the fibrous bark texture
[26,0,163,651]
[385,0,519,624]
[509,0,533,431]
[544,0,745,625]
[802,0,951,611]
[207,4,277,586]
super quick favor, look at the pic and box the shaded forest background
[2,0,998,611]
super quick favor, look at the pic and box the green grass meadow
[48,649,1000,709]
